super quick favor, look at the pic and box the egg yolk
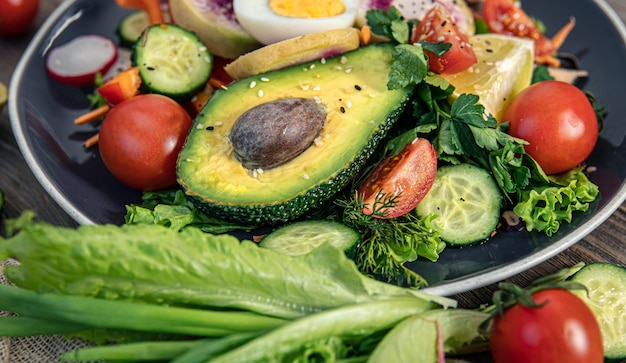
[269,0,346,18]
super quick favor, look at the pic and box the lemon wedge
[0,82,7,113]
[441,33,535,122]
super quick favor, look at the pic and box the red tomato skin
[490,289,604,363]
[98,94,192,191]
[482,0,555,57]
[411,5,477,74]
[504,80,598,175]
[359,138,437,219]
[0,0,39,37]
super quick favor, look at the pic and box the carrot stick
[83,133,100,148]
[359,25,372,46]
[551,17,576,51]
[74,105,110,125]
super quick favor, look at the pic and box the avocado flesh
[177,43,412,225]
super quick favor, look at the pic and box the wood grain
[1,0,625,309]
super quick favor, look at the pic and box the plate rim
[8,0,626,296]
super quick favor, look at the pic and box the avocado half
[176,43,412,225]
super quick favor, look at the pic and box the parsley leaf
[388,44,429,90]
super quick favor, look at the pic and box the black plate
[9,0,626,295]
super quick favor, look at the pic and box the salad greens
[0,212,454,320]
[122,6,602,288]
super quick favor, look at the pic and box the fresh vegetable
[416,163,502,245]
[0,81,6,113]
[96,66,142,105]
[117,9,171,47]
[0,0,39,37]
[570,262,626,361]
[369,309,490,362]
[168,0,262,59]
[176,43,413,225]
[482,0,575,65]
[259,219,360,257]
[0,284,286,337]
[0,213,454,320]
[132,23,213,102]
[208,297,438,362]
[489,288,604,363]
[358,137,437,219]
[411,5,477,74]
[98,94,192,191]
[114,0,164,25]
[504,80,599,175]
[45,34,119,87]
[513,168,599,236]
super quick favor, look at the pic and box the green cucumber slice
[570,262,626,361]
[416,163,502,246]
[260,220,359,257]
[132,24,212,102]
[118,10,171,48]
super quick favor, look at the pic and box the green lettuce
[0,213,454,320]
[513,170,599,236]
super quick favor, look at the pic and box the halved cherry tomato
[97,66,142,105]
[490,289,604,363]
[0,0,39,37]
[411,5,477,74]
[98,94,192,191]
[504,80,598,175]
[358,138,437,219]
[482,0,555,57]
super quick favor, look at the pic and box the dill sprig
[336,192,445,288]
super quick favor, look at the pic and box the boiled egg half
[233,0,359,45]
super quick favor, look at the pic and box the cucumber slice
[118,10,171,48]
[416,163,501,246]
[570,262,626,361]
[132,24,213,102]
[260,220,360,257]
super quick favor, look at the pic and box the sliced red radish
[46,34,118,87]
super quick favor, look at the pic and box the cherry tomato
[482,0,555,57]
[504,80,598,175]
[0,0,39,37]
[98,94,192,191]
[490,289,604,363]
[411,5,477,74]
[358,138,437,219]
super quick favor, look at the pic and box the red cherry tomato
[0,0,39,37]
[358,138,437,219]
[411,5,477,74]
[482,0,555,57]
[504,80,598,175]
[98,94,192,191]
[490,289,604,363]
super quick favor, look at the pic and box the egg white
[233,0,358,45]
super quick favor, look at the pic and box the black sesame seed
[340,106,346,113]
[147,66,155,71]
[206,126,215,131]
[354,84,362,91]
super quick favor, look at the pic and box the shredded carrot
[359,25,372,46]
[551,17,576,51]
[536,54,561,68]
[83,133,100,148]
[208,77,228,90]
[74,105,110,125]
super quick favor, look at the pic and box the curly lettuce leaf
[513,170,599,236]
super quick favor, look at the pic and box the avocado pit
[229,97,326,170]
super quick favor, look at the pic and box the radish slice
[46,34,118,87]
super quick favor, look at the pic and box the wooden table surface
[1,0,625,309]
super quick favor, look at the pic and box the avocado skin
[177,44,412,225]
